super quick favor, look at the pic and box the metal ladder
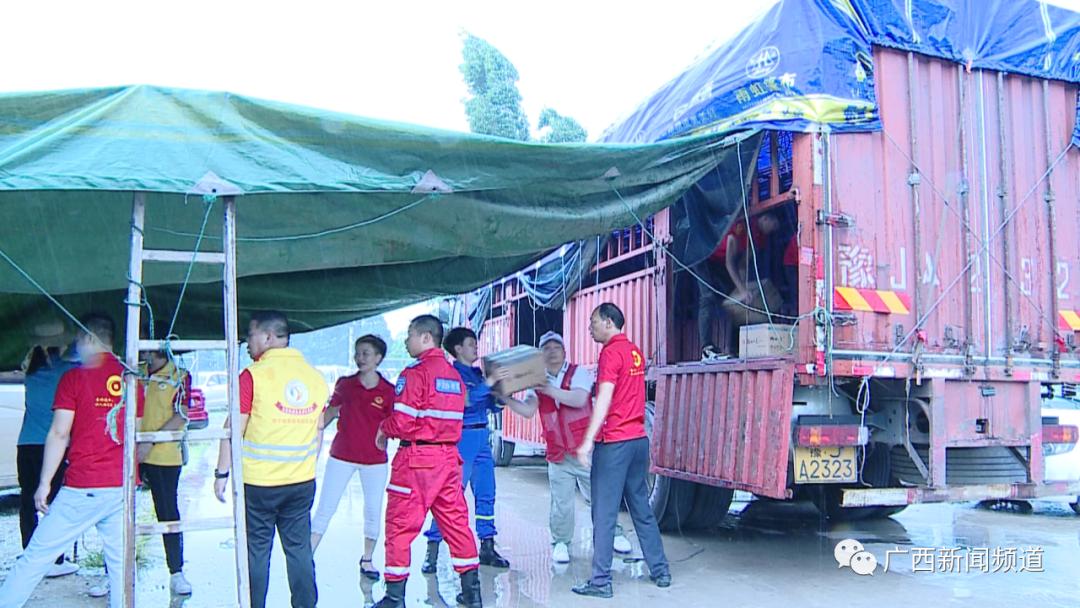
[120,191,250,608]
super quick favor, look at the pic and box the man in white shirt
[522,331,632,563]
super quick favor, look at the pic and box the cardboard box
[482,345,546,396]
[739,323,797,358]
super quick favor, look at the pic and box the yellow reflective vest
[241,348,329,486]
[140,362,188,467]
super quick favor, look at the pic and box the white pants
[548,457,624,545]
[0,487,124,608]
[311,456,388,541]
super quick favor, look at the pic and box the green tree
[459,34,531,141]
[537,108,587,143]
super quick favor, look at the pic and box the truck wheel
[491,432,515,467]
[683,483,735,529]
[649,475,695,532]
[644,401,657,492]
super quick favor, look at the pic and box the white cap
[538,331,564,349]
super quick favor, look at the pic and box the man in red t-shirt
[572,304,670,599]
[520,331,633,564]
[0,313,140,608]
[699,211,780,359]
[309,334,395,580]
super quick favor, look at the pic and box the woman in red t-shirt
[310,335,395,580]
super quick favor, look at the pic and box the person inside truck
[698,210,781,360]
[517,331,633,564]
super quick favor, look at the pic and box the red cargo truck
[464,20,1080,527]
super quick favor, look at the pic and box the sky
[5,1,1077,140]
[2,0,786,140]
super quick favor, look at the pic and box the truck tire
[491,431,515,467]
[644,401,657,493]
[683,483,735,529]
[649,475,695,532]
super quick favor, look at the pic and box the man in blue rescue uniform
[421,327,532,573]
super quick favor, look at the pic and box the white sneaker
[46,561,79,578]
[88,580,109,598]
[170,572,193,595]
[613,533,633,554]
[551,542,570,564]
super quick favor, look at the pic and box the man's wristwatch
[214,469,230,480]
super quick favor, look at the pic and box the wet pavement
[3,422,1080,607]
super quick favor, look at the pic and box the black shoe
[374,579,406,608]
[455,568,483,607]
[478,538,509,569]
[571,582,613,598]
[651,573,672,588]
[421,541,439,574]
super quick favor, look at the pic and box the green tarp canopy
[0,85,756,369]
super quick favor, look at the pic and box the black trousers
[141,463,184,574]
[245,480,317,608]
[16,444,66,564]
[590,437,670,586]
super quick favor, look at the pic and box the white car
[1041,391,1080,513]
[195,371,229,411]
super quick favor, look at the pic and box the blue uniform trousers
[424,427,498,541]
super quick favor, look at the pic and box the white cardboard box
[739,323,797,358]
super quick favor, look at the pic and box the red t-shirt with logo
[594,334,648,443]
[53,354,143,488]
[328,373,395,465]
[782,235,798,266]
[708,220,774,264]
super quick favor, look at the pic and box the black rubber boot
[478,538,509,568]
[374,579,406,608]
[455,568,483,607]
[421,540,440,574]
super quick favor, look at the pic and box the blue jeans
[0,486,124,608]
[425,427,498,541]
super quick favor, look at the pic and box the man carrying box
[520,331,633,564]
[421,327,532,574]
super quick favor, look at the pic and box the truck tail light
[1042,424,1079,456]
[796,424,868,447]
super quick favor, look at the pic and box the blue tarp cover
[602,0,1080,144]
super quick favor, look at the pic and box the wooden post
[122,192,146,608]
[223,196,252,607]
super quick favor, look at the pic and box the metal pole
[995,72,1014,372]
[975,70,993,363]
[906,52,924,365]
[822,133,835,367]
[122,192,146,608]
[1041,80,1061,378]
[956,66,975,370]
[223,196,252,606]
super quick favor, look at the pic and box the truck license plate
[794,446,857,484]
